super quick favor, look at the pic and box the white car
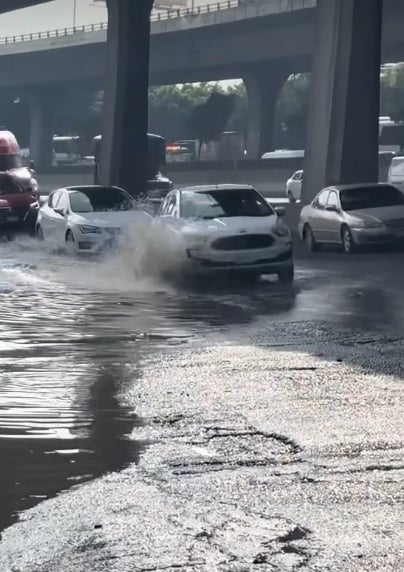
[286,170,303,202]
[36,185,151,254]
[154,184,294,282]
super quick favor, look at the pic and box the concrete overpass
[0,0,402,162]
[0,0,52,13]
[0,0,389,201]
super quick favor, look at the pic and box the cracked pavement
[1,250,404,570]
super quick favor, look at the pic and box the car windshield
[180,188,273,219]
[340,185,404,211]
[69,187,133,213]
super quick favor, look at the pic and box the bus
[93,133,172,195]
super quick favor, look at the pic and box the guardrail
[0,0,239,45]
[0,0,315,46]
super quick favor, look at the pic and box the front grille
[197,249,292,268]
[385,218,404,231]
[211,234,274,251]
[104,227,122,236]
[0,208,10,223]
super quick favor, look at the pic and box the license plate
[6,216,19,222]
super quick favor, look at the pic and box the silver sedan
[299,183,404,253]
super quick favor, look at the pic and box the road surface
[0,237,403,570]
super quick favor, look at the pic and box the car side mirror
[54,208,65,217]
[275,206,285,217]
[326,205,339,213]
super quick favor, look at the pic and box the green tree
[188,91,237,154]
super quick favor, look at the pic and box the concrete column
[102,0,154,195]
[28,88,57,172]
[302,0,383,204]
[244,66,291,159]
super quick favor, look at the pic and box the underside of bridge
[0,0,52,14]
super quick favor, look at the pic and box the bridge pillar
[28,88,57,172]
[244,66,291,159]
[101,0,154,194]
[302,0,383,203]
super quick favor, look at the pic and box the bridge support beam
[302,0,383,203]
[28,88,57,172]
[244,66,291,159]
[101,0,154,194]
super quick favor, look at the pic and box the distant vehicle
[299,183,404,254]
[286,170,303,202]
[36,185,151,254]
[0,130,39,231]
[93,134,173,196]
[387,156,404,191]
[53,136,83,165]
[379,117,404,154]
[166,141,195,163]
[154,184,294,282]
[262,149,305,160]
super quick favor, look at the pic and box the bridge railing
[0,0,315,46]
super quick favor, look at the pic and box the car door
[39,191,61,239]
[290,171,302,198]
[309,190,329,240]
[323,190,343,243]
[52,191,69,245]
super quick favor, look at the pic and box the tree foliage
[2,67,404,151]
[188,91,236,148]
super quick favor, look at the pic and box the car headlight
[79,225,102,234]
[352,219,383,229]
[272,224,291,239]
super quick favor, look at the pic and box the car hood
[181,215,278,236]
[345,205,404,222]
[71,210,151,228]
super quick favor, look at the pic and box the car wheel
[36,225,44,241]
[287,189,295,203]
[341,225,355,254]
[278,266,294,284]
[65,230,76,255]
[303,224,318,252]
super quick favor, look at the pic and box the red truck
[0,130,39,234]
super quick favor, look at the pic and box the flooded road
[1,237,404,533]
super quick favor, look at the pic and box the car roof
[178,184,256,193]
[323,183,395,192]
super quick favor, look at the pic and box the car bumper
[351,227,404,244]
[184,246,293,275]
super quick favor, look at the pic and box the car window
[315,190,329,209]
[166,194,177,216]
[68,186,133,213]
[48,191,60,208]
[55,192,69,212]
[327,191,339,209]
[180,188,273,219]
[340,185,404,211]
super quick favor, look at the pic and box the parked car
[387,155,404,191]
[154,184,294,282]
[299,183,404,254]
[286,170,303,202]
[36,185,151,254]
[0,171,39,233]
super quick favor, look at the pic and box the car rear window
[340,185,404,211]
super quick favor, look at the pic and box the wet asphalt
[0,236,403,570]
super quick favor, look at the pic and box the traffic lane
[1,286,403,570]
